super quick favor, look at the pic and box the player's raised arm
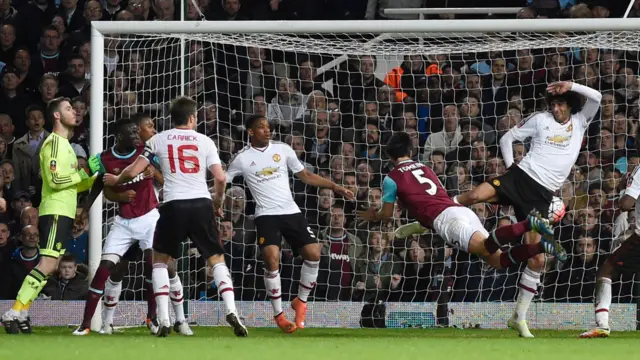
[500,113,540,168]
[41,139,90,190]
[104,136,155,186]
[359,176,396,223]
[547,81,602,124]
[287,145,355,200]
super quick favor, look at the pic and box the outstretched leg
[72,258,119,335]
[454,182,501,206]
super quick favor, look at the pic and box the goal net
[92,21,640,330]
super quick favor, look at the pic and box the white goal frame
[88,18,640,329]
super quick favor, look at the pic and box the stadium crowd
[0,0,639,325]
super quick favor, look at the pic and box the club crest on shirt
[113,168,121,174]
[492,179,500,187]
[272,154,281,162]
[258,237,265,245]
[567,124,573,132]
[49,160,57,172]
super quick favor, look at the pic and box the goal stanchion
[88,19,640,330]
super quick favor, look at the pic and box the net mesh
[99,30,640,327]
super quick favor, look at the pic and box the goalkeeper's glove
[88,155,105,176]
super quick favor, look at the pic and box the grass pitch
[1,327,638,360]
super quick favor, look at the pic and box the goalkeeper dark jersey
[39,133,93,219]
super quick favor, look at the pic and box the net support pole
[624,0,635,18]
[89,25,105,332]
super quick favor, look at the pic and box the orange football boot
[291,297,307,329]
[274,312,296,333]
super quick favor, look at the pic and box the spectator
[12,105,47,195]
[42,254,88,300]
[58,55,88,98]
[319,205,363,300]
[31,26,67,79]
[0,68,30,129]
[63,207,88,264]
[0,24,17,65]
[423,104,462,160]
[353,230,401,302]
[0,224,39,299]
[267,77,305,133]
[0,221,13,269]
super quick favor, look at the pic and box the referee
[2,98,96,334]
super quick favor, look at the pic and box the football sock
[595,277,612,329]
[144,256,156,319]
[264,269,283,316]
[514,267,540,322]
[102,278,122,326]
[298,260,319,302]
[212,263,237,315]
[80,265,111,328]
[14,268,48,312]
[499,243,543,268]
[152,263,171,324]
[169,275,186,323]
[485,220,530,254]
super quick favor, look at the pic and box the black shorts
[609,233,640,275]
[490,165,554,221]
[153,198,222,259]
[39,215,74,258]
[254,213,317,250]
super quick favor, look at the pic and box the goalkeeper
[2,98,97,334]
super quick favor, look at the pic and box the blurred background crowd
[0,0,639,324]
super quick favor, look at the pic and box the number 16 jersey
[142,128,220,202]
[382,159,459,227]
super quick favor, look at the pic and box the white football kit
[226,141,305,217]
[501,83,602,192]
[142,128,220,201]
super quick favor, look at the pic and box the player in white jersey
[450,81,602,337]
[226,115,354,333]
[103,97,247,338]
[580,129,640,339]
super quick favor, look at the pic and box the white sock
[514,267,540,322]
[212,263,237,315]
[595,277,612,329]
[298,260,319,302]
[264,269,283,316]
[152,263,170,324]
[102,278,122,325]
[169,276,186,323]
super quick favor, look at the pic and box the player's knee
[37,256,59,275]
[100,255,120,268]
[300,243,321,262]
[207,253,225,266]
[527,253,545,271]
[262,247,280,271]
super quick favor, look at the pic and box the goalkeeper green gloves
[88,155,105,176]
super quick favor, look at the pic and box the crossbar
[384,7,523,15]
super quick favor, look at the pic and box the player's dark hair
[131,112,152,125]
[385,132,412,160]
[546,91,581,114]
[170,97,197,126]
[46,97,71,123]
[245,114,266,130]
[114,118,136,135]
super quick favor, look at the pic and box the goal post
[88,18,640,330]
